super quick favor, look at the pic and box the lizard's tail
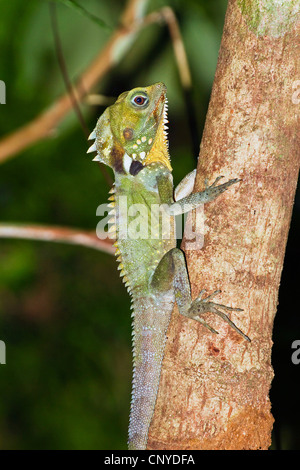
[127,297,172,450]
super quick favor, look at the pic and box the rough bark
[148,0,300,450]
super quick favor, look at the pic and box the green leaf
[50,0,112,31]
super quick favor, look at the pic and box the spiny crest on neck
[106,184,132,294]
[87,83,172,175]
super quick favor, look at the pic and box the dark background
[0,0,298,449]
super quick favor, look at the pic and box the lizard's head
[87,82,171,175]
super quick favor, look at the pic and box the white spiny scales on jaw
[88,129,96,140]
[123,152,132,173]
[87,142,97,153]
[87,128,98,159]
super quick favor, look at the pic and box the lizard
[87,82,250,450]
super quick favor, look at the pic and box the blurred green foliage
[0,0,299,450]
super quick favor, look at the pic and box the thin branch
[0,0,143,163]
[0,223,115,255]
[159,7,192,89]
[49,1,112,186]
[49,2,90,138]
[160,7,199,159]
[0,2,193,164]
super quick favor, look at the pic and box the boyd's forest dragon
[87,82,250,450]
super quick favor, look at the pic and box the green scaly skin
[87,83,250,450]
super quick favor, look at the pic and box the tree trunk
[148,0,300,450]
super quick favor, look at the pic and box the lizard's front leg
[169,176,241,215]
[151,248,250,341]
[157,171,241,216]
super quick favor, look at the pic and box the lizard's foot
[187,290,251,342]
[203,176,241,202]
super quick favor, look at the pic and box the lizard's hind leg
[188,290,251,342]
[150,247,192,312]
[151,248,250,342]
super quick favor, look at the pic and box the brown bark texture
[148,0,300,450]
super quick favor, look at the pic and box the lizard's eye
[132,94,149,107]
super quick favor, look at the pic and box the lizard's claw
[187,291,250,342]
[204,176,225,189]
[203,176,241,201]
